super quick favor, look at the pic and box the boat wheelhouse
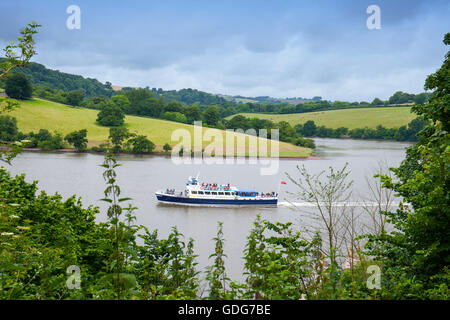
[155,177,278,206]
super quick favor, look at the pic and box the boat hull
[156,194,277,207]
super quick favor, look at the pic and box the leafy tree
[277,121,297,143]
[393,125,408,141]
[365,33,450,299]
[295,136,316,149]
[109,127,131,152]
[414,92,432,105]
[37,131,66,150]
[388,91,415,105]
[80,95,109,109]
[227,115,251,130]
[122,88,164,117]
[149,87,228,106]
[34,128,52,141]
[104,81,112,90]
[128,135,155,154]
[371,98,384,106]
[163,111,187,123]
[133,227,199,299]
[244,216,318,299]
[65,89,85,106]
[185,105,202,124]
[97,102,125,127]
[136,98,164,117]
[0,115,18,141]
[164,101,184,113]
[163,143,172,152]
[406,117,427,141]
[203,106,220,126]
[111,94,130,111]
[286,164,353,268]
[0,167,110,300]
[0,21,41,79]
[5,73,32,100]
[294,123,303,135]
[279,105,296,114]
[302,120,317,137]
[65,129,88,151]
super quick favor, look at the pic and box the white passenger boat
[155,177,278,207]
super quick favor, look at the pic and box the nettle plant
[100,152,139,299]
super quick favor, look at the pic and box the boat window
[212,192,217,195]
[218,192,224,195]
[225,192,230,195]
[191,191,197,194]
[205,191,211,195]
[198,191,204,195]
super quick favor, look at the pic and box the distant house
[0,92,7,97]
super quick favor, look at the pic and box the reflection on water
[9,138,412,282]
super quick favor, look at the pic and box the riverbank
[9,147,322,160]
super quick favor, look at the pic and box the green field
[227,107,416,129]
[8,98,312,157]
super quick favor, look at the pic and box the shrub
[65,129,88,151]
[128,135,155,154]
[163,143,172,152]
[37,132,66,150]
[163,111,188,123]
[5,73,32,100]
[0,115,18,141]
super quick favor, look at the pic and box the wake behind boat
[155,177,278,207]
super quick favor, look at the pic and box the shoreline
[12,147,324,160]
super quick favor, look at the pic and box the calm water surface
[9,138,412,282]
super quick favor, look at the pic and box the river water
[8,138,412,283]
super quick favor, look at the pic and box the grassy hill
[9,98,311,157]
[227,107,416,129]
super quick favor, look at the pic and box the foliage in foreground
[363,33,450,299]
[1,153,448,300]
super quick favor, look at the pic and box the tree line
[223,115,316,149]
[225,115,426,143]
[0,115,159,154]
[0,71,426,149]
[0,59,114,98]
[293,118,427,142]
[0,66,432,150]
[0,60,433,120]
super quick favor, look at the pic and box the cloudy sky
[1,0,449,101]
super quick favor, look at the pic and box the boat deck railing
[159,190,277,199]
